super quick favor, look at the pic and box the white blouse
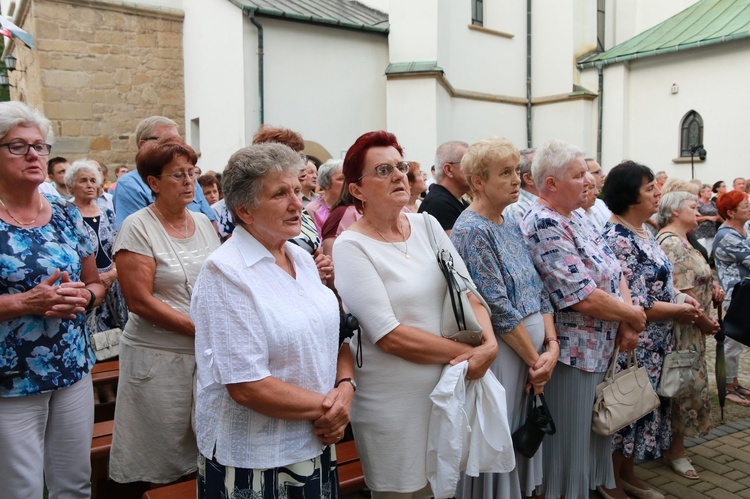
[191,226,340,469]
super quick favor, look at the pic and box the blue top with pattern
[450,209,553,334]
[0,195,95,397]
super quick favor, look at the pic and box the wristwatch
[334,377,357,392]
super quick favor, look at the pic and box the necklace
[152,205,189,238]
[0,195,44,226]
[615,214,649,239]
[366,216,410,259]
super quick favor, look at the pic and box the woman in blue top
[451,137,558,499]
[0,101,104,498]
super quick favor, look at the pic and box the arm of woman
[528,313,559,393]
[448,292,498,379]
[313,344,355,444]
[644,300,699,323]
[570,288,645,330]
[115,250,194,336]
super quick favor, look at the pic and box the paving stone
[718,444,750,462]
[738,475,750,487]
[692,445,723,459]
[661,481,717,499]
[706,488,743,499]
[649,474,672,486]
[634,467,659,480]
[691,481,718,492]
[704,440,724,448]
[639,459,662,470]
[698,470,745,492]
[726,470,748,481]
[737,489,750,499]
[692,454,734,474]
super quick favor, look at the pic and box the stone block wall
[8,0,185,176]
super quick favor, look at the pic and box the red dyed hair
[136,137,198,189]
[343,131,404,213]
[716,190,748,219]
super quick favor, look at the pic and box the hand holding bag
[511,393,556,458]
[592,347,661,436]
[423,213,490,346]
[656,293,705,398]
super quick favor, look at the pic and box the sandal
[664,456,699,480]
[734,384,750,397]
[726,390,750,407]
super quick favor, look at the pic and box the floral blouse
[451,210,552,335]
[603,222,675,352]
[0,195,95,397]
[521,203,622,372]
[714,225,750,305]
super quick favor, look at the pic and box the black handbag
[511,393,556,459]
[721,277,750,347]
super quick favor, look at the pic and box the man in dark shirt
[418,140,469,234]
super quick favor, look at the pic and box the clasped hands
[26,269,89,319]
[313,384,353,446]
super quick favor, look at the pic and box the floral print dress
[657,232,712,437]
[0,195,95,397]
[603,222,675,461]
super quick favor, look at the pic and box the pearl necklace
[152,205,189,238]
[366,216,410,259]
[0,195,44,226]
[615,214,649,239]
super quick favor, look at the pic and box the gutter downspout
[596,63,603,163]
[248,9,265,124]
[526,0,532,148]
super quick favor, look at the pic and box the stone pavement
[633,418,750,499]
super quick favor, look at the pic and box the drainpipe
[248,10,265,124]
[596,63,603,164]
[526,0,532,148]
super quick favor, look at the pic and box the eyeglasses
[300,154,309,164]
[1,142,52,156]
[356,161,410,182]
[159,169,199,181]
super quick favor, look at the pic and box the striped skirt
[539,362,615,498]
[197,446,338,499]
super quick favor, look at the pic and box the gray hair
[657,191,697,227]
[519,147,535,187]
[135,116,178,144]
[0,101,54,144]
[316,159,344,190]
[65,159,102,189]
[434,140,469,181]
[222,143,304,225]
[532,139,584,191]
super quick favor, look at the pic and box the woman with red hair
[332,131,498,497]
[714,190,750,406]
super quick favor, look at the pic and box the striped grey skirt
[539,362,615,498]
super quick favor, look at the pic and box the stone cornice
[46,0,184,21]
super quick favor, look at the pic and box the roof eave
[577,31,750,69]
[229,1,389,35]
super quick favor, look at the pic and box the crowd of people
[1,100,749,499]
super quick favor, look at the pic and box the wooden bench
[91,420,114,497]
[91,360,119,387]
[142,440,366,499]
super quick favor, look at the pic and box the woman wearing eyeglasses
[332,131,497,497]
[0,102,105,498]
[109,137,220,485]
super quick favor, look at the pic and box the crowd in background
[2,100,750,499]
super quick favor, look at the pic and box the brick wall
[9,0,185,175]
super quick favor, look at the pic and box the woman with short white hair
[520,139,645,499]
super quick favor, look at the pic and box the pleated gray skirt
[538,362,615,499]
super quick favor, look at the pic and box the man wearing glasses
[113,116,217,229]
[418,140,470,234]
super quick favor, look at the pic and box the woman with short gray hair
[307,159,345,232]
[657,191,721,480]
[192,142,352,499]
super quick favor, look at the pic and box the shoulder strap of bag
[423,212,440,258]
[656,231,680,245]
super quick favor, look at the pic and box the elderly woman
[450,137,558,499]
[307,159,345,233]
[657,192,722,479]
[406,161,428,213]
[109,138,220,484]
[191,143,350,498]
[519,140,646,499]
[333,131,498,497]
[0,102,105,497]
[600,162,701,498]
[695,184,721,254]
[66,159,128,338]
[714,191,750,406]
[197,174,221,206]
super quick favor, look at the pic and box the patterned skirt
[197,446,339,499]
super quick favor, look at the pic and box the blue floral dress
[0,195,95,397]
[603,222,675,461]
